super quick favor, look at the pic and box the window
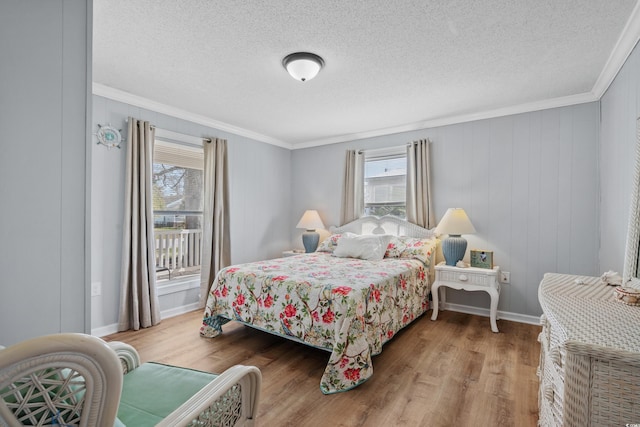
[153,140,204,280]
[363,148,407,218]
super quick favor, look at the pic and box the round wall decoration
[95,124,123,149]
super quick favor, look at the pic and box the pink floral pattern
[385,236,434,264]
[315,232,355,253]
[200,246,435,394]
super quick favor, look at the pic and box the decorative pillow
[316,232,356,253]
[395,237,437,266]
[384,236,408,258]
[332,235,392,261]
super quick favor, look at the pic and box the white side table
[430,262,501,332]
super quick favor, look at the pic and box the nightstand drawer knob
[458,274,468,281]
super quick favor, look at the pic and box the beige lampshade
[296,210,325,231]
[436,208,476,236]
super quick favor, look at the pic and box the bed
[200,216,439,394]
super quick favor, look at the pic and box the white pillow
[316,232,356,253]
[332,234,392,261]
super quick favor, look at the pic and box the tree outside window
[152,140,204,281]
[364,155,407,218]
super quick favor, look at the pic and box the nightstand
[430,262,501,332]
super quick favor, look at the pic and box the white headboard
[331,216,443,278]
[331,215,437,239]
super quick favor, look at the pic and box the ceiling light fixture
[282,52,324,82]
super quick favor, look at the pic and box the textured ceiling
[93,0,639,147]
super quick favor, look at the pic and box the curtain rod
[152,127,212,144]
[358,143,409,155]
[358,139,432,154]
[127,119,212,143]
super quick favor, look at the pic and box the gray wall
[91,96,292,330]
[0,1,91,345]
[600,41,640,273]
[292,103,600,318]
[3,1,632,339]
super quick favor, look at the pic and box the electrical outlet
[500,271,510,284]
[91,281,102,297]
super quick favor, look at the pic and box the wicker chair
[0,333,261,426]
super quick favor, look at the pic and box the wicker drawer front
[538,337,564,427]
[588,357,640,426]
[539,273,640,426]
[539,315,550,348]
[438,270,492,287]
[547,358,564,424]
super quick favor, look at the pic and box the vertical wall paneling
[570,103,599,274]
[600,40,640,274]
[292,103,600,318]
[0,2,62,343]
[91,96,292,331]
[510,114,531,315]
[556,108,574,273]
[0,1,90,345]
[61,0,91,333]
[488,116,514,280]
[90,95,126,331]
[539,110,561,276]
[524,112,543,314]
[487,117,514,312]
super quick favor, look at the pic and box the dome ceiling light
[282,52,324,82]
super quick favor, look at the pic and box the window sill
[157,275,200,296]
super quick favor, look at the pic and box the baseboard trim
[91,302,203,338]
[441,302,541,326]
[91,323,119,338]
[160,302,201,320]
[93,301,539,337]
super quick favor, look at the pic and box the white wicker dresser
[538,273,640,426]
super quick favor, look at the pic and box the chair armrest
[0,334,123,427]
[107,341,141,373]
[157,365,262,427]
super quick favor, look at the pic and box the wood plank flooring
[104,309,541,427]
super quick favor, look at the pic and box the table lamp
[436,208,476,266]
[296,210,325,253]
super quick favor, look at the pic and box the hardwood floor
[104,309,541,427]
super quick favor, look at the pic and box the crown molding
[592,0,640,98]
[95,80,597,151]
[92,83,292,150]
[292,3,640,149]
[292,92,598,149]
[94,1,640,154]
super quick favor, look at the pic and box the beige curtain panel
[200,138,231,306]
[341,149,364,225]
[118,117,161,331]
[406,139,436,229]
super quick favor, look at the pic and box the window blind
[154,140,204,170]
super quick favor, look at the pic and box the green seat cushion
[116,362,218,427]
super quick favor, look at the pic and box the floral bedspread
[200,252,432,394]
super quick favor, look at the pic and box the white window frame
[363,146,407,219]
[152,130,205,292]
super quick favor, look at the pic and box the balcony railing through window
[154,211,203,280]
